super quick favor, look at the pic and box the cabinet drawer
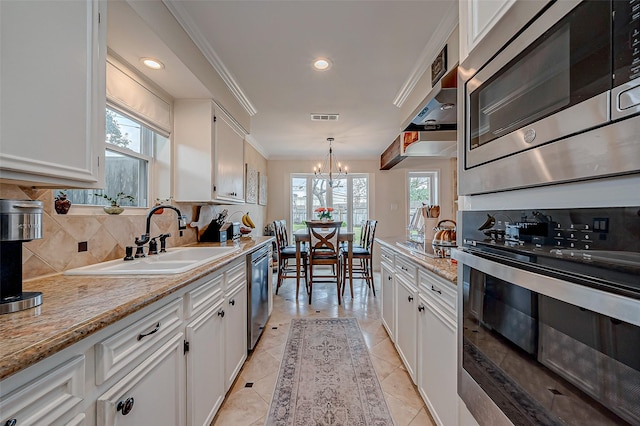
[0,356,84,425]
[395,256,417,282]
[186,274,223,319]
[379,246,394,267]
[95,299,182,385]
[419,270,456,318]
[225,260,246,292]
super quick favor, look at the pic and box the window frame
[290,173,370,236]
[407,170,439,227]
[62,105,170,215]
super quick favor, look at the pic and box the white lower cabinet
[418,293,458,426]
[224,283,247,391]
[185,299,225,426]
[377,245,459,426]
[395,275,418,383]
[380,260,395,341]
[97,333,185,425]
[0,356,85,426]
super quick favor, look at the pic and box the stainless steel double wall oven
[455,1,640,424]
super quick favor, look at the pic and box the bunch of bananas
[241,212,256,229]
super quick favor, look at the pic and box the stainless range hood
[381,67,458,170]
[402,66,458,131]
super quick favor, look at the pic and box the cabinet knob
[218,310,225,318]
[5,419,17,426]
[408,295,414,302]
[117,397,135,415]
[418,305,425,312]
[387,276,392,281]
[229,299,235,306]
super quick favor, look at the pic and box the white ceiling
[108,0,458,161]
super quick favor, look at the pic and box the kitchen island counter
[375,237,457,283]
[0,237,274,381]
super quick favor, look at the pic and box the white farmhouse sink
[64,246,241,275]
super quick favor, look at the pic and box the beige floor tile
[212,388,268,426]
[383,391,421,426]
[370,353,402,382]
[252,371,279,404]
[370,338,403,367]
[408,407,437,426]
[240,350,281,383]
[381,368,426,411]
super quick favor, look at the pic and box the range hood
[381,66,458,170]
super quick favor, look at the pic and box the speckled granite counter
[0,236,274,381]
[375,237,458,283]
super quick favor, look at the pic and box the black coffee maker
[1,199,43,314]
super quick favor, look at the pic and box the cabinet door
[224,284,247,391]
[395,276,418,383]
[380,262,395,341]
[213,108,245,203]
[185,300,225,426]
[97,333,185,426]
[459,0,516,61]
[173,100,215,202]
[0,0,105,187]
[418,294,458,426]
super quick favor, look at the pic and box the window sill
[58,205,149,216]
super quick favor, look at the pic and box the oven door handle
[452,248,640,327]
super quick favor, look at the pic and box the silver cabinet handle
[137,322,160,341]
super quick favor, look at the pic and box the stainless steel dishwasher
[247,245,270,350]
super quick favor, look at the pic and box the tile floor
[212,271,436,426]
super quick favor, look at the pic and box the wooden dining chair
[342,219,377,297]
[273,220,307,295]
[305,221,342,305]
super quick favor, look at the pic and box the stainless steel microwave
[459,0,640,195]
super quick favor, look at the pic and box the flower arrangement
[314,207,334,220]
[93,192,135,215]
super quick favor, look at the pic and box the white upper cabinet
[0,0,106,187]
[459,0,516,61]
[174,99,246,203]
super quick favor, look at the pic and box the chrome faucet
[134,206,187,256]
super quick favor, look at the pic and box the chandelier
[313,137,348,187]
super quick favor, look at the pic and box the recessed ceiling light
[141,57,164,70]
[313,58,331,71]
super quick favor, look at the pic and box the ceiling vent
[311,113,339,121]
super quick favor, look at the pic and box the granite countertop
[0,236,274,381]
[375,237,458,283]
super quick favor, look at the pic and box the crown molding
[163,0,257,116]
[393,5,458,108]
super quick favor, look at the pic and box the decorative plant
[94,192,135,207]
[314,207,334,220]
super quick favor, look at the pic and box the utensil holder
[423,218,439,243]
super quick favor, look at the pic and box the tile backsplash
[1,184,201,280]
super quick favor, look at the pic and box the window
[408,171,438,231]
[65,107,170,208]
[291,174,369,242]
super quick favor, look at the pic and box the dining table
[293,226,354,301]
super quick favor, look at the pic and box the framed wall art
[245,164,258,204]
[258,172,268,205]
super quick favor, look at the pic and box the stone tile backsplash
[1,184,200,280]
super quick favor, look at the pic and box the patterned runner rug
[266,318,394,425]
